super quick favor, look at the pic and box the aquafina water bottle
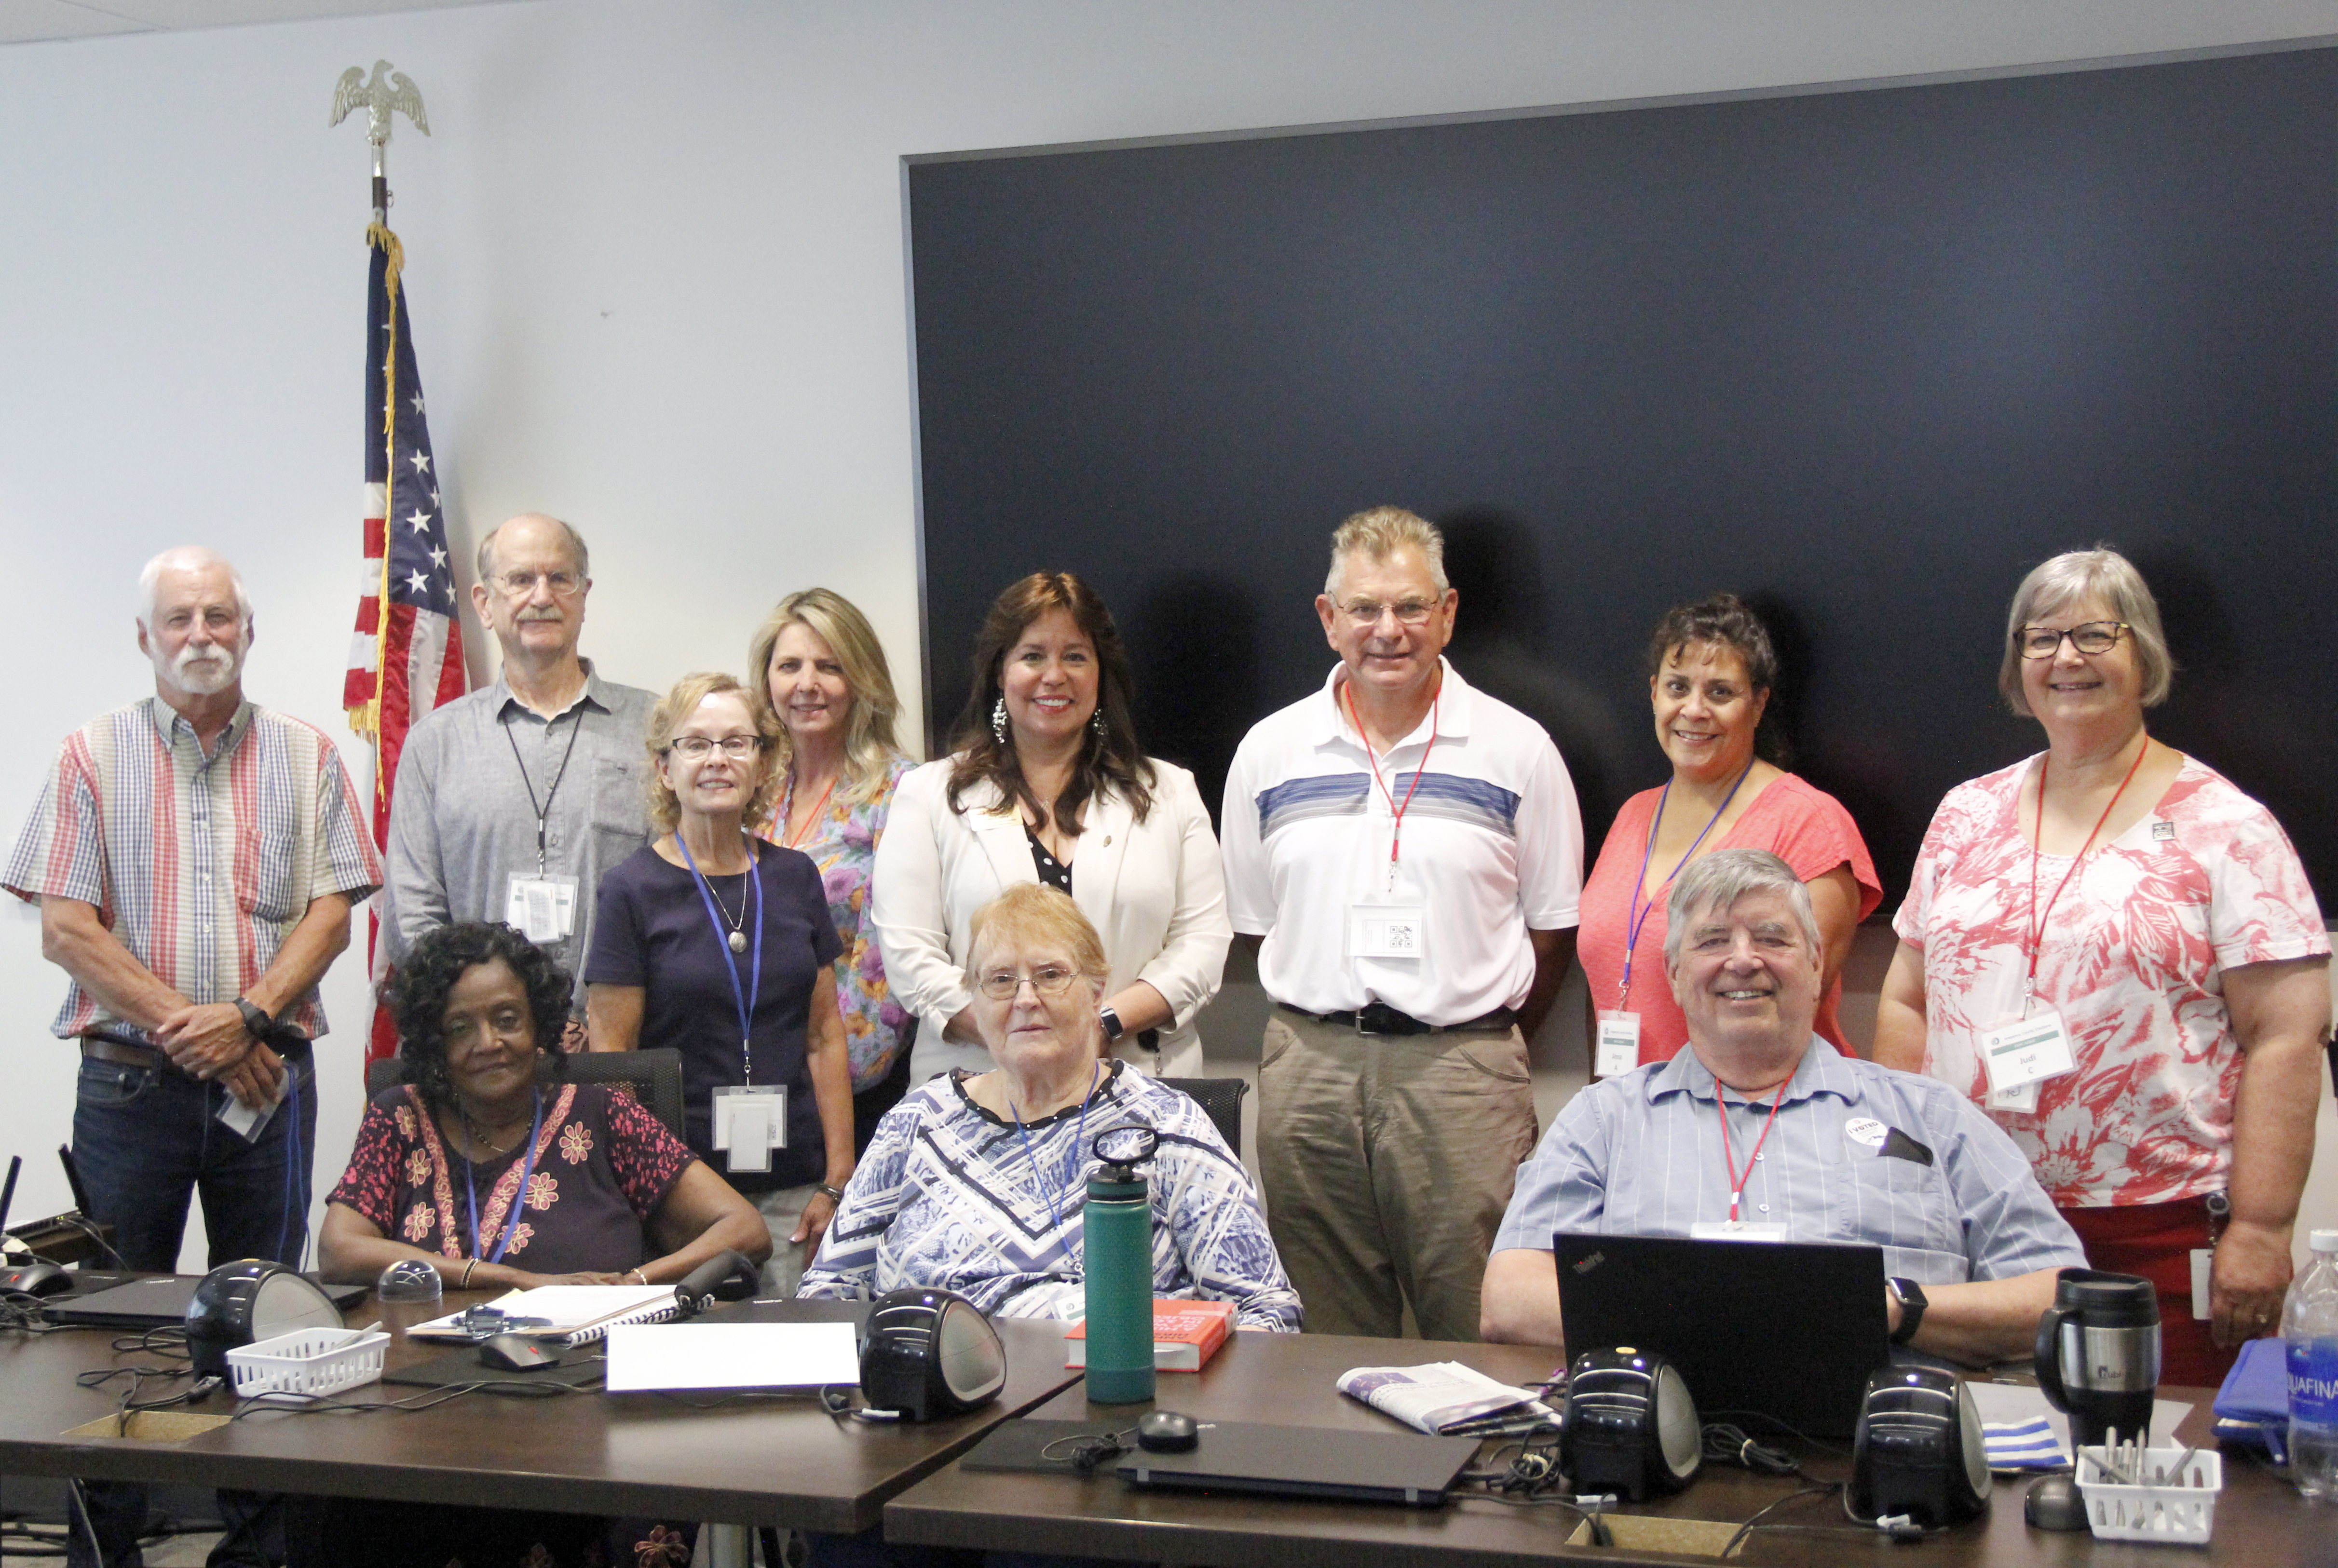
[2283,1228,2338,1499]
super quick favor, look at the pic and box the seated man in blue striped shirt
[1481,848,2085,1361]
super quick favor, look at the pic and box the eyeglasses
[493,569,584,598]
[2019,621,2129,659]
[666,735,764,761]
[975,965,1082,1000]
[1336,597,1441,627]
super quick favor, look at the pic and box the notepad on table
[407,1284,682,1345]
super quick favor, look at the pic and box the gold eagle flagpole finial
[330,60,430,220]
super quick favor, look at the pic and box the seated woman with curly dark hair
[320,920,768,1292]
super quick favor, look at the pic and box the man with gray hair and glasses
[1480,847,2085,1361]
[1221,505,1583,1341]
[383,514,656,1022]
[6,546,380,1566]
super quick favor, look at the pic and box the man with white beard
[4,546,379,1568]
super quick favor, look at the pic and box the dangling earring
[1090,708,1107,740]
[991,697,1008,744]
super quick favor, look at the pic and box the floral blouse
[755,754,915,1092]
[326,1081,696,1275]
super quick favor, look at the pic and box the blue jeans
[68,1047,319,1568]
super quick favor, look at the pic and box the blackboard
[909,43,2337,909]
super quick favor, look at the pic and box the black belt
[1276,1001,1518,1037]
[81,1026,312,1075]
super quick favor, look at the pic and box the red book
[1065,1298,1236,1371]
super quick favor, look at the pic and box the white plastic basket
[2075,1444,2222,1546]
[224,1327,390,1399]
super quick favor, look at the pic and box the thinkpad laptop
[1554,1233,1890,1438]
[1114,1420,1481,1507]
[45,1272,367,1328]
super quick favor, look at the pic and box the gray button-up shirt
[382,663,658,1007]
[1493,1042,2086,1287]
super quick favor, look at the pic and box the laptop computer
[45,1272,368,1328]
[1554,1232,1890,1438]
[1113,1419,1481,1507]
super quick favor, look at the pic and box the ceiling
[0,0,518,47]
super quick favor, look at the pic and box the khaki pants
[1257,1009,1538,1342]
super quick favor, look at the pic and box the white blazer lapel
[1073,786,1134,937]
[963,779,1032,892]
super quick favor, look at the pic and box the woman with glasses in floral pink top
[1875,547,2330,1385]
[748,589,918,1152]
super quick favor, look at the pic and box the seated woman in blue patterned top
[800,882,1300,1330]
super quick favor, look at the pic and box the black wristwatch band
[1098,1006,1126,1042]
[1888,1277,1928,1345]
[233,997,273,1039]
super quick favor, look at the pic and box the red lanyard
[1716,1078,1791,1223]
[1341,680,1440,888]
[781,770,837,852]
[2025,739,2148,1007]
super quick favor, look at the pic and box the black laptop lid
[1114,1420,1480,1507]
[1554,1233,1889,1438]
[47,1272,367,1327]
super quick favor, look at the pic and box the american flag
[345,221,466,1064]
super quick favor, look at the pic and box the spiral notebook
[407,1284,683,1346]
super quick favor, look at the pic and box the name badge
[1348,904,1427,960]
[1593,1011,1641,1079]
[505,874,579,944]
[2191,1248,2214,1320]
[1689,1221,1789,1243]
[1978,1008,2077,1102]
[712,1084,788,1174]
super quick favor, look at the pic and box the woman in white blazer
[873,573,1232,1083]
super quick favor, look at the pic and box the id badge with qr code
[1348,905,1427,961]
[504,875,579,944]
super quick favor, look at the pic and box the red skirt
[2060,1199,2252,1390]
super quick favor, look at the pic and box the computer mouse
[477,1334,561,1372]
[0,1261,73,1298]
[2024,1474,2090,1532]
[1135,1409,1200,1453]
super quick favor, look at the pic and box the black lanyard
[503,706,587,877]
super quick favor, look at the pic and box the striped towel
[1983,1418,2070,1470]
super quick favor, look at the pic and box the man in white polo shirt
[1221,506,1583,1340]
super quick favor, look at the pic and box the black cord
[1702,1421,1803,1476]
[1699,1408,1850,1457]
[229,1379,592,1419]
[63,1217,127,1271]
[1720,1481,1845,1558]
[1038,1428,1139,1474]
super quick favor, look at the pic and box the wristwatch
[232,997,273,1040]
[1888,1277,1928,1345]
[1098,1006,1126,1043]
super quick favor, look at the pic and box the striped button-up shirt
[3,698,381,1040]
[1494,1042,2085,1286]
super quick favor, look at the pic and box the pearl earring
[1091,709,1106,738]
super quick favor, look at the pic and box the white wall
[4,0,2336,1267]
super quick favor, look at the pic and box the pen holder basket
[2074,1444,2221,1545]
[225,1327,390,1399]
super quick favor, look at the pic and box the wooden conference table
[884,1331,2312,1567]
[0,1289,1080,1536]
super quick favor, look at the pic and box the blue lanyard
[1619,761,1754,1002]
[463,1089,545,1265]
[677,835,765,1082]
[1010,1062,1102,1233]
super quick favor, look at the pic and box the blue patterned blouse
[799,1063,1303,1331]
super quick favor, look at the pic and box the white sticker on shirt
[1688,1221,1789,1242]
[1843,1117,1889,1150]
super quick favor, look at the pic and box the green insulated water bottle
[1083,1126,1158,1404]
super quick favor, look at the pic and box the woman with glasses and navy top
[1575,594,1880,1073]
[1873,547,2330,1386]
[871,573,1233,1084]
[585,672,858,1295]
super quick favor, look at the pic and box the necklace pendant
[728,929,748,954]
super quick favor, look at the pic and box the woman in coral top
[1874,547,2330,1385]
[1577,594,1880,1070]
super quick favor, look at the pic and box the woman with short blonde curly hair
[586,671,857,1295]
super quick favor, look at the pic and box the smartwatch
[1888,1277,1928,1345]
[232,997,273,1040]
[1098,1006,1126,1043]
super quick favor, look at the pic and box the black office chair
[364,1047,689,1140]
[1158,1076,1249,1159]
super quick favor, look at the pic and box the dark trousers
[68,1048,318,1568]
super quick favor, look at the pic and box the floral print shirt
[326,1081,695,1275]
[755,755,914,1092]
[1894,754,2327,1208]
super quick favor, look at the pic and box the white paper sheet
[602,1322,862,1391]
